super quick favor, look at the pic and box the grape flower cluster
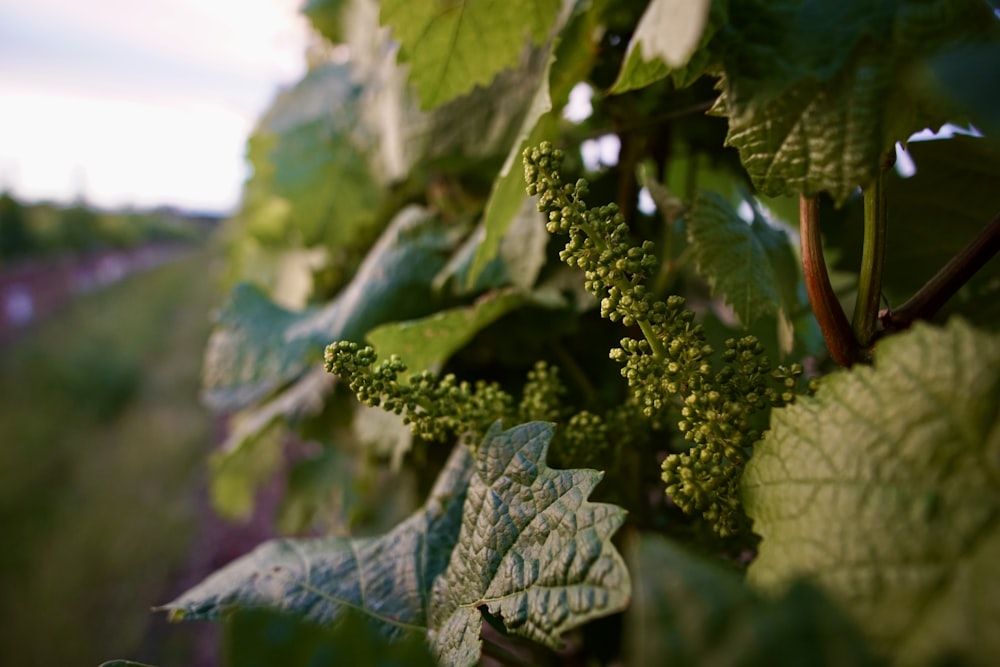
[324,142,805,537]
[524,141,802,535]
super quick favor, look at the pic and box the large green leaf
[380,0,561,110]
[162,443,474,634]
[715,0,994,204]
[202,207,457,412]
[164,422,629,666]
[365,288,531,374]
[429,421,630,666]
[686,191,799,327]
[627,534,877,666]
[743,319,1000,665]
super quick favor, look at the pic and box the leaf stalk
[800,196,858,366]
[852,166,889,355]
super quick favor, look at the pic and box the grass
[0,248,221,665]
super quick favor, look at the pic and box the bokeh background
[0,1,312,664]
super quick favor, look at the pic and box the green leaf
[247,64,381,248]
[302,0,349,44]
[626,534,878,666]
[718,54,891,205]
[429,421,630,665]
[609,0,715,94]
[716,0,994,204]
[687,191,799,327]
[380,0,561,110]
[202,207,456,412]
[162,443,474,634]
[223,608,437,667]
[465,1,602,285]
[165,422,628,666]
[743,319,1000,665]
[366,288,531,374]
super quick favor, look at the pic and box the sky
[0,0,310,213]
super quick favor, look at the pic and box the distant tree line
[0,192,216,262]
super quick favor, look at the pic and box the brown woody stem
[800,195,859,366]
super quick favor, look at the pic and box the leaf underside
[687,191,799,327]
[380,0,561,110]
[165,422,630,667]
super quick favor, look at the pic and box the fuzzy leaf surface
[162,444,474,635]
[743,319,1000,665]
[201,207,455,412]
[627,534,877,666]
[717,0,993,203]
[429,421,630,666]
[687,191,799,327]
[380,0,561,110]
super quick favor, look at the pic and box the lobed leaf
[161,444,474,635]
[743,319,1000,665]
[716,0,994,204]
[686,191,799,327]
[165,421,630,667]
[626,534,877,666]
[429,421,631,665]
[380,0,561,110]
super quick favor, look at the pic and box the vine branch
[883,211,1000,331]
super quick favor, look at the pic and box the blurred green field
[0,250,220,665]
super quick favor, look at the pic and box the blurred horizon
[0,0,310,214]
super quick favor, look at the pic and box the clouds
[0,0,308,211]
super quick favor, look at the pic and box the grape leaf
[248,63,380,248]
[609,0,716,94]
[164,422,629,666]
[466,1,596,287]
[161,443,474,634]
[201,207,457,412]
[428,421,630,666]
[715,0,994,204]
[302,0,348,44]
[743,319,1000,665]
[686,191,799,327]
[380,0,561,110]
[365,288,531,375]
[626,534,878,666]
